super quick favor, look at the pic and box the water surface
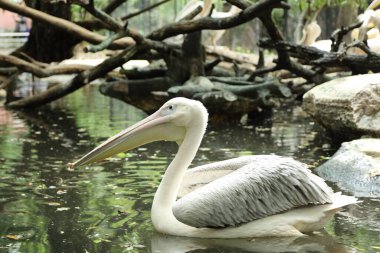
[0,86,379,253]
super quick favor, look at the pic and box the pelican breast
[173,155,333,228]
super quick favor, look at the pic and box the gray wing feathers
[173,155,333,228]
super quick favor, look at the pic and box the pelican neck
[151,122,205,234]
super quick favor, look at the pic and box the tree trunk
[22,0,79,62]
[166,31,205,84]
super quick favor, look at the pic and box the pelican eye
[161,104,176,116]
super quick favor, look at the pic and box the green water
[0,86,379,253]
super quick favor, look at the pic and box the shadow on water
[0,86,379,252]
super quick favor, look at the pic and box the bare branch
[85,32,127,52]
[0,54,90,77]
[260,39,380,73]
[345,41,380,57]
[148,0,284,40]
[78,0,123,31]
[248,66,278,80]
[0,0,133,49]
[121,0,171,21]
[226,0,251,9]
[104,0,127,14]
[241,0,329,84]
[205,46,257,66]
[178,5,202,21]
[330,21,362,52]
[6,45,142,109]
[17,52,49,68]
[0,67,17,76]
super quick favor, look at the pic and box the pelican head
[69,97,208,169]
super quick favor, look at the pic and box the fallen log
[121,66,168,79]
[214,80,292,99]
[99,77,172,113]
[168,76,291,103]
[192,90,261,115]
[259,39,380,73]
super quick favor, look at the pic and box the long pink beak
[68,111,185,169]
[368,0,380,10]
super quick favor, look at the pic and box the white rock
[317,138,380,197]
[303,74,380,139]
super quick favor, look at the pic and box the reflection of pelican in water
[69,98,357,238]
[151,232,352,252]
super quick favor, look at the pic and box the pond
[0,85,379,253]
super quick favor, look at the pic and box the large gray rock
[316,138,380,197]
[303,74,380,139]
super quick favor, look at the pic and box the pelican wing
[179,156,259,198]
[173,155,333,228]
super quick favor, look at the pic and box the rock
[316,138,380,197]
[302,74,380,140]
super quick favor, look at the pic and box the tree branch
[330,21,362,52]
[224,0,329,83]
[17,52,49,68]
[6,46,142,109]
[0,0,134,49]
[0,54,89,77]
[205,45,257,66]
[260,39,380,73]
[103,0,127,14]
[78,0,123,31]
[121,0,171,21]
[178,5,202,21]
[226,0,250,9]
[248,66,278,80]
[85,31,127,52]
[147,0,283,41]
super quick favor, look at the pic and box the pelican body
[69,98,357,238]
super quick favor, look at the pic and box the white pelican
[300,21,332,51]
[369,0,380,10]
[175,0,213,22]
[351,27,380,54]
[68,98,357,238]
[350,0,380,55]
[356,0,380,41]
[204,5,241,46]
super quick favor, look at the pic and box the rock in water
[303,74,380,140]
[316,138,380,197]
